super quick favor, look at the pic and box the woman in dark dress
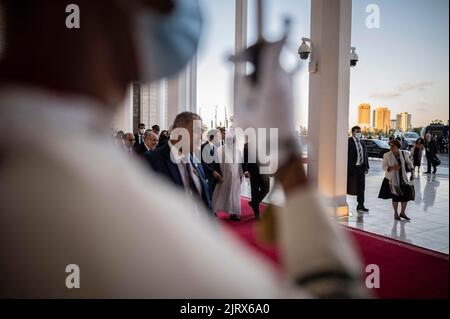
[379,139,415,221]
[411,138,424,175]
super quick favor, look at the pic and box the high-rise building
[373,107,391,132]
[357,103,371,130]
[396,112,412,132]
[390,119,397,131]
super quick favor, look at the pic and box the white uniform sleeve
[277,189,367,298]
[383,152,390,172]
[0,138,366,299]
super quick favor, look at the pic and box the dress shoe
[357,205,369,213]
[400,214,411,221]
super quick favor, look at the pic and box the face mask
[135,0,203,82]
[354,133,362,139]
[139,129,145,135]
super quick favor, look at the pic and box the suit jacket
[134,133,145,146]
[242,143,261,176]
[347,137,369,174]
[425,140,438,157]
[145,142,212,211]
[134,143,151,157]
[347,137,369,195]
[201,142,222,186]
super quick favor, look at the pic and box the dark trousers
[426,154,437,173]
[249,172,270,214]
[207,176,217,195]
[355,167,366,206]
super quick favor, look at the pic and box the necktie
[185,160,200,196]
[356,139,363,165]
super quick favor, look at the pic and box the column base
[321,195,351,218]
[336,204,351,218]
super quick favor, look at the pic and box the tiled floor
[341,154,449,254]
[241,154,449,255]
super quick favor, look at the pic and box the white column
[140,80,167,129]
[232,0,248,117]
[166,58,198,129]
[158,79,167,129]
[188,55,198,112]
[307,0,352,217]
[112,84,133,132]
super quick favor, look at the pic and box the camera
[298,40,311,60]
[350,47,359,67]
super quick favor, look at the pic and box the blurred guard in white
[0,0,367,298]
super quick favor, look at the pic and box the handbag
[433,156,441,167]
[401,180,416,201]
[401,151,413,173]
[400,151,415,200]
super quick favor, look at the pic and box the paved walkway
[241,154,449,254]
[341,154,449,254]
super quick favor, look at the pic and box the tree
[411,127,423,135]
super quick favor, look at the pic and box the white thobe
[212,144,243,216]
[0,87,365,298]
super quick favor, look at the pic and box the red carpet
[217,198,449,299]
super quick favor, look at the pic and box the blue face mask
[135,0,203,82]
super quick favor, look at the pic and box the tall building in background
[373,107,391,132]
[396,112,412,132]
[390,119,397,131]
[357,103,371,130]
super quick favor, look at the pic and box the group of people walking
[117,113,269,221]
[204,132,269,221]
[347,127,441,221]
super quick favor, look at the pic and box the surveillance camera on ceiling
[298,37,317,73]
[298,40,311,60]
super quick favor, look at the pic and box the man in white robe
[212,133,243,220]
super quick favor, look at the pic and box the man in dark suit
[424,133,439,174]
[242,141,270,220]
[201,129,223,195]
[123,132,136,157]
[145,112,212,212]
[134,130,158,157]
[156,130,170,149]
[134,123,146,146]
[151,124,161,136]
[347,126,370,213]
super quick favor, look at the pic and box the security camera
[298,37,317,73]
[298,38,311,60]
[350,47,359,67]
